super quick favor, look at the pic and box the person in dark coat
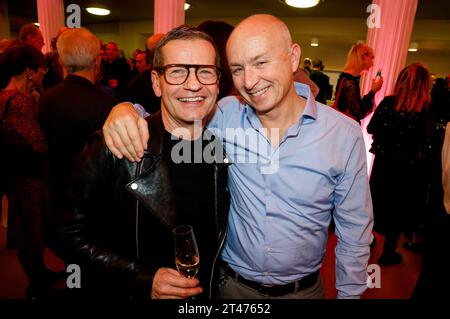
[0,40,57,299]
[38,28,117,245]
[368,63,432,265]
[310,58,331,104]
[101,42,131,99]
[54,26,229,301]
[123,34,164,114]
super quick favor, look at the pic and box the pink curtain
[154,0,185,34]
[360,0,418,175]
[37,0,65,53]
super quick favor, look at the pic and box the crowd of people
[0,17,448,301]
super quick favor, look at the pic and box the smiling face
[227,15,300,116]
[151,39,219,130]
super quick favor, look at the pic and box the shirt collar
[295,82,317,121]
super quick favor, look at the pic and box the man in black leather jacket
[55,26,230,300]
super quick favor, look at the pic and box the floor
[0,195,422,299]
[320,231,422,299]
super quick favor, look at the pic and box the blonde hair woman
[334,43,383,123]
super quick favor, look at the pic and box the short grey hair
[57,27,99,73]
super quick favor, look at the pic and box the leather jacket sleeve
[55,130,152,298]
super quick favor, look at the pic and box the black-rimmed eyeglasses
[155,64,221,85]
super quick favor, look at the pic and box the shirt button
[223,158,229,164]
[263,272,268,276]
[266,190,272,196]
[130,183,138,190]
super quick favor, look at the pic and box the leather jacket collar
[126,111,231,231]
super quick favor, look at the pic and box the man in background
[123,33,164,114]
[39,28,117,243]
[102,41,131,98]
[310,58,332,104]
[20,23,44,52]
[135,51,150,74]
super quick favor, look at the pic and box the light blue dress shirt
[135,82,373,298]
[208,82,373,299]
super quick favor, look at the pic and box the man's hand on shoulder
[102,102,149,162]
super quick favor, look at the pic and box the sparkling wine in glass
[173,225,200,279]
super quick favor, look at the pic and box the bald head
[228,14,293,54]
[225,14,301,115]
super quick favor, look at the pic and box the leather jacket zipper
[135,159,145,260]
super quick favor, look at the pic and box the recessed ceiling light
[285,0,320,8]
[184,3,191,10]
[310,37,319,47]
[86,7,111,16]
[408,42,419,52]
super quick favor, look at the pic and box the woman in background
[412,77,450,298]
[368,63,432,265]
[0,41,56,298]
[335,43,383,123]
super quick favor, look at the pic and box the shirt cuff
[124,102,150,118]
[337,292,361,299]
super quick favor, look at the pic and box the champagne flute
[173,225,200,279]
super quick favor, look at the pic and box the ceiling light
[310,37,319,47]
[34,22,40,27]
[184,3,191,10]
[285,0,320,8]
[86,7,111,16]
[408,42,419,52]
